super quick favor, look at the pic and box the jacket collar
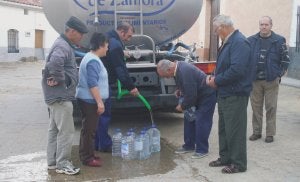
[60,33,76,49]
[107,30,122,42]
[253,31,278,42]
[218,29,239,53]
[225,29,240,44]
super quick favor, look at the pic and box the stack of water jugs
[111,124,161,160]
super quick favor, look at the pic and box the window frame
[7,29,19,53]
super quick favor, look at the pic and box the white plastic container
[112,128,122,157]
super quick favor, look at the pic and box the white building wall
[0,6,35,47]
[0,3,58,62]
[176,0,209,60]
[34,11,59,49]
[289,0,300,47]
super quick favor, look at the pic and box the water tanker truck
[42,0,215,113]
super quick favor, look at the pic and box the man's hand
[47,77,58,87]
[124,50,131,58]
[174,89,181,98]
[176,104,183,112]
[206,75,217,89]
[130,87,139,96]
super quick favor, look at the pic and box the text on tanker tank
[74,0,176,16]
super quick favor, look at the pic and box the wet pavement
[0,130,178,182]
[0,99,180,182]
[47,139,177,181]
[0,61,182,181]
[0,61,300,182]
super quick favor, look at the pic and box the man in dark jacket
[248,16,290,143]
[206,14,254,174]
[42,16,88,175]
[157,59,216,159]
[95,22,139,152]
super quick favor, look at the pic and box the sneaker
[48,165,56,170]
[174,147,194,154]
[191,152,208,159]
[249,134,262,141]
[56,161,80,175]
[265,136,274,143]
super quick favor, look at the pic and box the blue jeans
[183,93,216,153]
[95,88,112,150]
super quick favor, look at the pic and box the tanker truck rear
[42,0,215,113]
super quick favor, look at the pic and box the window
[296,6,300,52]
[24,9,28,15]
[8,29,19,53]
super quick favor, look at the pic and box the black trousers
[78,99,99,163]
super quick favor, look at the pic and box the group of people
[157,14,289,174]
[42,16,138,175]
[41,13,290,176]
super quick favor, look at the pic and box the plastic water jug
[112,128,122,157]
[184,106,196,122]
[142,130,151,159]
[151,124,161,153]
[179,96,196,122]
[134,131,144,160]
[146,126,154,153]
[121,132,135,160]
[128,128,137,159]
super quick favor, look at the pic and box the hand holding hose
[130,87,139,96]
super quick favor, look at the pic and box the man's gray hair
[213,14,234,27]
[157,59,172,72]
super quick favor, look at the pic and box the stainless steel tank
[42,0,202,48]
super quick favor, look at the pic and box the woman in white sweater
[76,33,109,167]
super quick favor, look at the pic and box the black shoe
[249,134,262,141]
[99,147,112,153]
[265,136,274,143]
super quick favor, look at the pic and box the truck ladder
[114,1,156,63]
[114,0,143,35]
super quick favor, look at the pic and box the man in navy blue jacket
[157,59,216,159]
[248,16,290,143]
[95,22,139,152]
[206,15,254,174]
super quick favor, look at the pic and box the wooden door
[35,30,43,48]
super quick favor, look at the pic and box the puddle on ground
[0,139,177,181]
[0,152,48,181]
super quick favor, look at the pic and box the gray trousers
[250,78,279,136]
[47,101,75,168]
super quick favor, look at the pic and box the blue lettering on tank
[73,0,175,16]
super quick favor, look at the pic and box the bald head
[259,16,272,26]
[259,16,273,37]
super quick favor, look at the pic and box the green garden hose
[117,80,151,111]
